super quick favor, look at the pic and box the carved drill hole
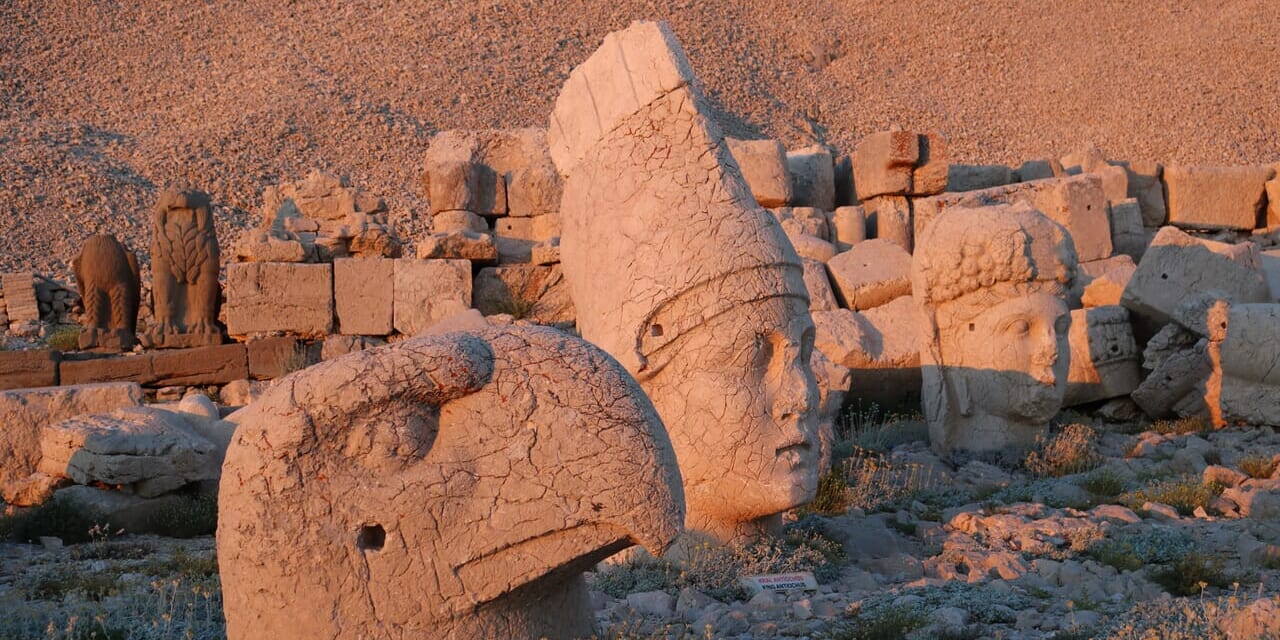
[651,324,664,337]
[1161,273,1169,280]
[1109,344,1120,354]
[357,524,386,552]
[968,322,976,332]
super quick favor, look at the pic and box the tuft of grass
[1148,551,1235,596]
[1152,415,1211,435]
[819,604,929,640]
[1025,423,1101,477]
[44,324,81,351]
[1078,468,1127,498]
[1122,476,1224,516]
[804,464,854,516]
[1085,528,1195,573]
[1238,455,1278,480]
[20,569,122,603]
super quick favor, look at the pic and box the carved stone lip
[775,440,812,456]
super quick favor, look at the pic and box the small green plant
[43,324,81,351]
[819,604,929,640]
[1079,468,1128,498]
[495,295,538,320]
[803,465,853,516]
[1238,455,1278,480]
[144,493,218,538]
[1122,476,1224,516]
[1085,527,1196,572]
[1148,551,1234,596]
[20,568,122,602]
[1024,423,1101,477]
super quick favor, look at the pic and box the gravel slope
[1,0,1277,277]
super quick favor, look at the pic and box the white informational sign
[740,571,818,594]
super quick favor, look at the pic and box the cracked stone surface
[553,21,820,545]
[217,325,683,640]
[912,203,1078,456]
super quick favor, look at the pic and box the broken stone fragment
[726,138,792,208]
[786,145,836,210]
[826,239,912,310]
[1063,306,1141,406]
[1164,165,1274,231]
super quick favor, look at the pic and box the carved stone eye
[1009,319,1031,335]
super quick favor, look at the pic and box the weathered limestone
[912,203,1078,455]
[786,146,836,210]
[333,258,394,335]
[1123,160,1166,227]
[432,209,490,234]
[1132,337,1212,419]
[1108,198,1148,261]
[914,174,1113,262]
[852,130,947,200]
[0,350,60,391]
[507,164,563,217]
[218,326,683,640]
[2,272,40,325]
[802,258,840,311]
[416,230,499,264]
[39,406,224,497]
[826,239,912,311]
[864,195,912,252]
[226,262,334,338]
[150,344,248,386]
[1206,303,1280,427]
[1263,250,1280,301]
[0,382,143,505]
[247,336,304,380]
[1164,166,1274,230]
[472,265,576,325]
[1120,226,1270,327]
[726,138,792,208]
[810,349,851,472]
[143,189,222,349]
[831,206,866,251]
[392,259,471,336]
[1266,176,1280,228]
[1063,306,1141,406]
[59,354,154,386]
[74,234,140,352]
[1081,256,1137,308]
[813,300,922,408]
[946,164,1015,192]
[554,21,819,545]
[774,206,830,241]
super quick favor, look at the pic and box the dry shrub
[843,447,938,512]
[1238,455,1278,480]
[1024,423,1101,477]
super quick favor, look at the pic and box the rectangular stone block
[150,344,248,386]
[1,272,40,323]
[60,354,153,386]
[726,138,792,208]
[1121,226,1271,326]
[1123,160,1166,227]
[1063,306,1141,406]
[786,145,835,210]
[945,164,1014,192]
[1164,165,1273,231]
[914,174,1113,261]
[247,336,304,380]
[226,262,334,338]
[1108,198,1148,261]
[393,259,471,336]
[0,382,143,502]
[506,164,563,217]
[0,350,60,390]
[334,258,394,335]
[472,265,576,325]
[852,131,917,200]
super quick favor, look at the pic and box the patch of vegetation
[0,498,104,544]
[803,464,854,516]
[597,623,714,640]
[1025,423,1102,478]
[138,548,219,581]
[1238,454,1278,480]
[818,604,929,640]
[1085,527,1196,572]
[593,522,846,603]
[1078,468,1128,498]
[1121,476,1224,516]
[44,324,81,351]
[19,568,122,602]
[1149,551,1236,596]
[143,493,218,538]
[1152,415,1211,435]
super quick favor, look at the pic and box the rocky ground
[4,410,1280,639]
[2,0,1278,278]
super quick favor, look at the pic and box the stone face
[826,239,912,310]
[39,406,221,497]
[831,206,866,252]
[1120,226,1271,326]
[392,259,471,336]
[1206,303,1280,426]
[946,164,1014,192]
[914,174,1113,262]
[333,258,394,335]
[472,265,576,325]
[226,262,334,338]
[0,382,144,502]
[912,203,1078,455]
[726,138,792,208]
[150,345,249,386]
[1164,166,1273,231]
[801,258,840,311]
[143,189,223,349]
[0,350,60,390]
[554,21,819,545]
[1063,306,1141,406]
[73,234,140,352]
[786,146,835,210]
[218,326,683,640]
